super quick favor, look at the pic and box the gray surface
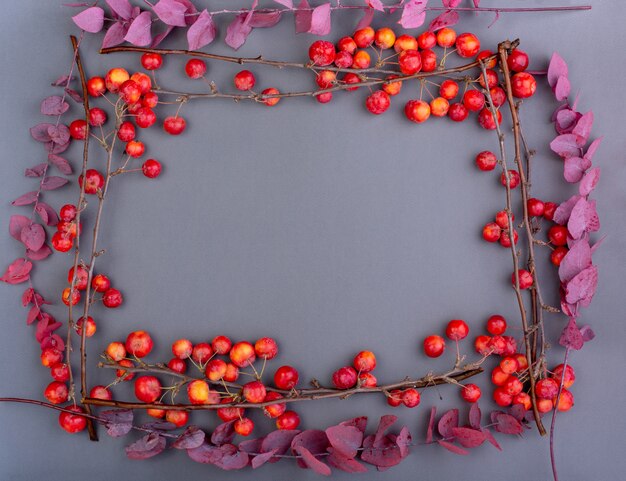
[0,1,624,480]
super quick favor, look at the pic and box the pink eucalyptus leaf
[22,287,34,306]
[239,438,264,454]
[553,194,581,225]
[250,10,282,28]
[187,10,216,50]
[548,52,568,88]
[579,167,600,196]
[554,75,570,101]
[428,10,459,32]
[437,440,469,455]
[72,6,105,33]
[563,156,591,183]
[102,21,128,48]
[361,434,403,467]
[469,403,481,430]
[295,0,312,33]
[151,25,175,47]
[294,446,331,475]
[565,265,598,307]
[25,163,47,178]
[124,11,153,46]
[580,325,595,342]
[101,409,134,437]
[559,318,584,350]
[572,111,594,145]
[473,0,480,5]
[586,199,600,233]
[11,191,38,206]
[493,413,523,435]
[482,428,501,450]
[48,154,73,175]
[187,442,222,464]
[35,202,59,226]
[27,244,52,262]
[559,238,591,283]
[325,425,363,459]
[550,134,580,159]
[41,96,70,116]
[584,136,603,162]
[51,75,74,87]
[173,426,206,449]
[30,123,55,142]
[568,197,590,239]
[47,125,70,145]
[261,430,301,461]
[395,427,411,458]
[443,0,463,6]
[212,444,249,470]
[153,0,187,26]
[450,427,486,448]
[367,0,385,11]
[126,433,167,460]
[41,176,69,191]
[20,223,46,252]
[339,417,367,433]
[426,406,436,443]
[64,88,83,103]
[45,140,71,154]
[373,415,397,447]
[274,0,293,7]
[308,3,331,35]
[326,448,368,473]
[251,449,277,469]
[356,7,375,30]
[555,108,581,135]
[225,14,253,49]
[9,216,31,240]
[106,0,133,20]
[437,409,459,438]
[211,421,236,446]
[1,258,33,284]
[399,0,427,29]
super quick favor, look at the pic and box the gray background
[0,1,624,480]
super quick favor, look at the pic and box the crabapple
[168,358,186,374]
[398,49,421,75]
[172,339,193,359]
[493,387,513,407]
[448,103,468,122]
[365,91,390,115]
[276,411,300,430]
[118,79,141,104]
[460,383,481,403]
[117,121,136,142]
[125,140,145,158]
[353,27,374,48]
[430,97,450,117]
[463,90,485,112]
[75,316,96,337]
[106,342,126,362]
[548,225,569,246]
[69,119,87,140]
[91,274,110,292]
[230,341,256,367]
[134,376,162,403]
[263,392,287,418]
[79,169,104,194]
[478,108,502,130]
[405,100,430,123]
[255,337,278,360]
[536,378,560,398]
[165,410,188,427]
[337,36,357,54]
[486,315,507,335]
[185,59,206,79]
[417,31,436,49]
[445,319,469,341]
[455,32,480,58]
[44,381,68,404]
[308,40,336,66]
[332,366,358,389]
[474,335,491,355]
[187,379,211,404]
[105,68,129,93]
[243,381,267,403]
[50,363,70,382]
[142,159,161,178]
[353,351,376,372]
[163,116,186,135]
[90,385,112,401]
[205,359,227,381]
[352,50,371,69]
[87,76,106,97]
[116,359,135,381]
[141,53,163,70]
[261,88,281,106]
[439,80,459,100]
[234,70,256,91]
[394,34,417,53]
[234,418,255,436]
[420,49,437,72]
[552,363,576,388]
[59,406,87,433]
[511,72,537,98]
[513,269,533,289]
[482,222,501,242]
[500,169,520,189]
[274,365,299,390]
[491,366,510,386]
[212,335,232,355]
[191,342,213,364]
[423,335,445,358]
[436,28,457,48]
[527,198,545,217]
[554,388,574,412]
[102,288,123,308]
[359,372,377,387]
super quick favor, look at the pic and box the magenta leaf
[251,449,277,469]
[482,428,501,450]
[26,244,52,261]
[22,288,35,306]
[45,140,71,154]
[30,123,55,142]
[238,438,263,454]
[450,427,486,448]
[25,163,47,178]
[1,258,33,284]
[101,409,134,437]
[339,417,368,433]
[361,434,403,467]
[72,6,105,33]
[443,0,463,6]
[274,0,293,7]
[249,10,282,28]
[395,427,411,458]
[437,409,459,439]
[124,11,153,46]
[356,7,375,30]
[47,125,70,145]
[11,191,38,206]
[41,176,69,191]
[584,136,603,162]
[563,156,591,183]
[126,433,166,459]
[469,403,481,430]
[327,448,368,473]
[65,88,83,103]
[261,429,300,461]
[473,0,480,5]
[553,194,581,225]
[428,10,459,32]
[35,202,59,226]
[48,154,73,175]
[211,421,236,446]
[548,52,568,88]
[173,426,205,449]
[437,440,469,455]
[572,111,594,145]
[426,406,436,443]
[225,13,254,50]
[554,75,570,102]
[565,265,598,307]
[559,239,591,283]
[367,0,385,11]
[295,0,312,33]
[580,325,595,342]
[550,134,581,159]
[308,3,331,35]
[187,9,216,50]
[10,216,31,241]
[151,25,175,48]
[51,75,74,87]
[555,108,581,135]
[102,21,128,48]
[212,444,249,470]
[41,96,70,116]
[399,0,427,28]
[294,446,331,476]
[579,167,600,197]
[20,223,46,252]
[493,413,523,435]
[106,0,133,20]
[325,425,363,459]
[559,318,584,350]
[153,0,187,26]
[291,430,329,469]
[28,305,41,326]
[372,415,397,447]
[568,197,599,239]
[187,443,223,464]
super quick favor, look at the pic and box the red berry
[359,372,377,387]
[436,28,456,48]
[353,27,374,48]
[87,77,106,97]
[234,70,256,91]
[44,381,69,404]
[503,376,523,396]
[499,229,519,248]
[536,378,559,398]
[88,107,107,127]
[118,79,141,104]
[165,410,189,427]
[185,59,207,79]
[224,364,239,382]
[352,50,371,69]
[447,103,468,122]
[439,80,459,100]
[342,73,361,91]
[274,365,299,390]
[106,342,126,362]
[117,121,136,142]
[491,366,510,386]
[262,88,281,106]
[243,381,266,403]
[163,116,186,135]
[420,49,437,72]
[463,90,485,112]
[211,335,232,355]
[116,359,135,381]
[455,32,480,58]
[79,169,104,194]
[59,204,77,222]
[353,351,376,372]
[478,69,498,89]
[543,202,558,221]
[192,343,213,364]
[141,53,163,70]
[475,151,497,171]
[552,364,576,388]
[365,91,391,115]
[482,222,502,242]
[50,363,70,382]
[315,70,336,89]
[430,97,450,117]
[486,315,507,335]
[68,265,89,290]
[394,34,417,53]
[105,68,130,93]
[401,388,421,408]
[102,288,123,308]
[91,274,110,292]
[90,385,113,400]
[548,225,569,246]
[507,49,529,72]
[387,389,403,407]
[513,269,533,289]
[337,36,357,54]
[134,376,162,402]
[142,159,162,178]
[276,410,300,430]
[398,49,422,75]
[130,72,152,94]
[500,169,520,189]
[417,31,436,49]
[263,392,287,418]
[511,72,537,98]
[135,107,157,129]
[477,50,497,68]
[205,359,226,381]
[474,335,491,355]
[374,27,396,49]
[423,335,445,358]
[254,337,278,360]
[334,51,353,68]
[217,397,244,422]
[229,341,256,367]
[61,287,80,306]
[69,119,88,140]
[500,356,520,374]
[493,387,513,407]
[125,330,153,358]
[168,358,187,374]
[382,76,402,96]
[478,108,502,130]
[125,140,145,158]
[527,198,545,217]
[332,366,358,389]
[513,392,532,410]
[75,316,96,337]
[554,388,574,412]
[59,406,87,433]
[489,87,506,108]
[445,319,469,341]
[460,383,481,403]
[537,398,554,413]
[405,100,430,123]
[308,40,336,66]
[41,347,63,367]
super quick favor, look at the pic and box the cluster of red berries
[302,27,535,125]
[60,261,122,309]
[98,332,301,437]
[422,319,471,359]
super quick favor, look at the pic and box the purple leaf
[153,0,187,26]
[554,75,570,102]
[294,446,331,476]
[26,244,52,261]
[437,440,469,455]
[325,425,363,459]
[47,125,70,145]
[356,7,375,30]
[102,21,128,48]
[249,10,282,28]
[124,11,153,46]
[211,421,236,446]
[41,176,69,191]
[565,265,598,307]
[295,0,312,33]
[548,52,568,88]
[187,443,223,464]
[41,96,70,116]
[64,88,83,103]
[580,325,595,342]
[473,0,480,6]
[572,111,594,145]
[225,5,255,51]
[579,167,600,197]
[367,0,385,11]
[559,318,584,350]
[361,434,403,467]
[1,258,33,284]
[559,239,591,283]
[482,428,501,450]
[51,75,74,87]
[72,7,105,32]
[126,433,166,459]
[261,429,300,461]
[584,136,603,162]
[437,409,459,439]
[48,154,73,175]
[173,425,205,449]
[563,156,591,183]
[274,0,293,7]
[187,9,216,50]
[251,449,277,469]
[450,427,486,448]
[10,216,31,240]
[30,123,55,142]
[373,415,397,447]
[11,191,38,206]
[327,448,368,473]
[45,140,71,155]
[238,438,263,454]
[443,0,463,6]
[568,197,599,239]
[20,223,46,252]
[469,403,481,430]
[493,413,523,435]
[308,3,331,35]
[395,427,411,458]
[151,25,175,48]
[106,0,133,20]
[34,203,55,226]
[212,444,249,470]
[428,10,459,32]
[101,409,133,437]
[550,134,581,159]
[399,0,427,29]
[555,108,581,135]
[339,417,368,433]
[509,404,527,422]
[426,406,436,443]
[291,430,329,468]
[553,195,581,225]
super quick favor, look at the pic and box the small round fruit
[59,204,77,222]
[507,49,529,72]
[405,100,430,123]
[548,225,569,246]
[102,288,123,308]
[352,50,371,69]
[75,316,96,338]
[50,363,70,382]
[511,72,537,98]
[41,347,63,367]
[141,53,163,70]
[105,68,130,93]
[537,398,554,413]
[106,342,126,362]
[332,366,358,389]
[365,91,390,115]
[163,116,186,135]
[551,246,568,266]
[463,90,485,112]
[187,379,211,404]
[342,73,361,91]
[445,319,469,341]
[513,269,533,289]
[125,140,145,158]
[439,80,459,100]
[263,392,287,418]
[276,411,300,430]
[205,359,227,381]
[135,107,157,129]
[223,363,240,382]
[460,383,481,403]
[254,337,278,360]
[142,159,161,178]
[44,381,68,404]
[503,376,523,396]
[234,418,255,436]
[353,351,376,372]
[417,31,436,49]
[165,410,188,427]
[527,198,545,217]
[234,70,256,91]
[554,388,574,412]
[274,365,299,390]
[90,385,112,400]
[420,49,437,72]
[68,266,89,290]
[478,108,502,130]
[69,119,88,140]
[455,32,480,58]
[394,34,417,53]
[486,315,507,335]
[436,28,457,48]
[552,363,576,388]
[430,97,450,117]
[172,339,193,359]
[87,76,106,97]
[116,359,135,381]
[168,358,186,374]
[334,51,353,68]
[513,392,532,410]
[387,389,403,407]
[402,388,421,408]
[475,151,497,171]
[91,274,110,292]
[353,27,374,48]
[398,49,421,75]
[500,169,520,189]
[423,335,445,358]
[191,342,213,364]
[337,36,357,54]
[359,372,377,387]
[117,121,136,142]
[211,335,232,355]
[134,376,161,403]
[262,88,281,106]
[493,387,513,407]
[478,69,498,89]
[217,397,244,422]
[477,49,497,68]
[61,287,80,306]
[142,91,159,108]
[185,59,207,79]
[125,330,153,358]
[536,378,559,398]
[374,27,396,49]
[491,366,510,386]
[448,103,468,122]
[474,335,491,355]
[59,406,87,433]
[230,341,256,367]
[382,76,402,96]
[482,222,501,242]
[118,79,141,104]
[308,40,336,66]
[243,380,267,403]
[543,202,558,221]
